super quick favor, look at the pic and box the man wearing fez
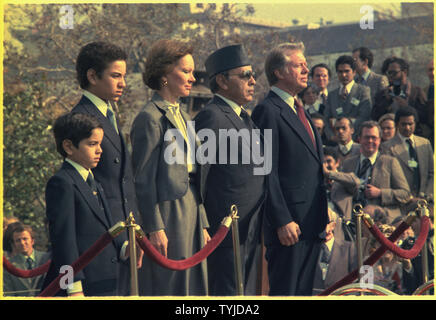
[252,42,328,295]
[194,44,266,295]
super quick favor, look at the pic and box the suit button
[124,198,128,204]
[111,257,117,263]
[122,178,126,184]
[114,158,120,164]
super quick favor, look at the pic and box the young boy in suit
[42,112,128,296]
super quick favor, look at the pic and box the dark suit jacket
[382,134,434,198]
[252,90,328,245]
[3,250,51,296]
[372,83,427,124]
[329,153,411,222]
[355,71,389,105]
[72,96,138,229]
[324,83,372,140]
[43,162,126,296]
[194,95,266,247]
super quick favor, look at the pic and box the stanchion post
[230,205,244,296]
[126,212,139,296]
[417,201,429,293]
[353,204,364,282]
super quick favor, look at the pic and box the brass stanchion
[126,212,139,296]
[353,204,364,282]
[230,205,244,296]
[417,200,429,294]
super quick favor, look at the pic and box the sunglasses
[386,70,401,77]
[228,70,257,80]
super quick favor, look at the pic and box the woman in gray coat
[131,39,210,296]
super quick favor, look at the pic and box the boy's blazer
[43,161,125,296]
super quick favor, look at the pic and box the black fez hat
[205,44,251,79]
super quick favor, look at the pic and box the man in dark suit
[3,224,50,296]
[324,55,372,141]
[382,107,433,199]
[326,121,411,223]
[194,44,266,295]
[71,42,140,295]
[43,113,129,296]
[252,42,328,295]
[352,47,389,105]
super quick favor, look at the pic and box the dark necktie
[26,257,34,270]
[340,87,348,100]
[107,103,119,134]
[358,158,371,179]
[240,108,254,130]
[321,93,327,105]
[320,243,331,263]
[406,139,420,191]
[86,173,102,208]
[295,99,316,149]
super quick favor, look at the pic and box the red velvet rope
[367,216,430,259]
[3,257,51,278]
[319,221,410,296]
[136,224,230,271]
[38,232,113,297]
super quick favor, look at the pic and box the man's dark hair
[310,112,325,123]
[310,63,332,78]
[381,56,409,75]
[53,112,103,158]
[76,41,127,89]
[335,55,356,71]
[335,116,354,128]
[394,106,419,124]
[352,47,374,69]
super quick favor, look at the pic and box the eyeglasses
[227,70,257,80]
[386,70,401,77]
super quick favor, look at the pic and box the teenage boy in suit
[42,113,132,296]
[72,42,142,294]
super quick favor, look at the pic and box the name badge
[336,107,343,115]
[408,160,418,168]
[351,97,360,106]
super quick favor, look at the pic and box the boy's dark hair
[395,106,419,124]
[76,42,127,89]
[352,47,374,69]
[54,112,103,158]
[335,55,356,71]
[323,146,339,162]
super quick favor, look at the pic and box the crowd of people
[2,41,434,297]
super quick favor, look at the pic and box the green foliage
[4,80,62,250]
